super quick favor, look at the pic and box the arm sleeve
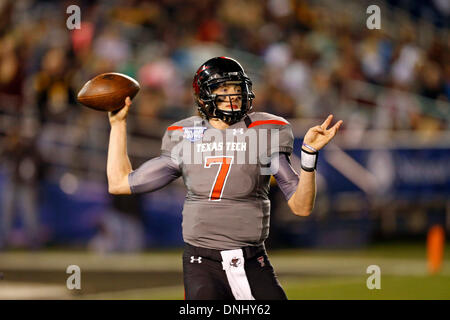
[271,152,299,201]
[128,155,182,194]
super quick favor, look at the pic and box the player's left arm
[287,114,343,216]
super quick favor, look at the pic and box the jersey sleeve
[269,120,294,157]
[161,125,184,162]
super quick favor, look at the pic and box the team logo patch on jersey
[183,127,207,142]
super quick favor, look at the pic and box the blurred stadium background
[0,0,449,299]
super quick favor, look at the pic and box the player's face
[212,82,242,111]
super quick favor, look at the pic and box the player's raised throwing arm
[107,97,182,195]
[287,115,343,216]
[107,97,133,194]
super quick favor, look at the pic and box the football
[77,72,140,112]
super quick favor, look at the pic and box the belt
[184,242,266,262]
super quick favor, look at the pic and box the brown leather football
[77,72,140,112]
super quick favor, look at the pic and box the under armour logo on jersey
[233,128,244,135]
[190,256,202,264]
[230,257,242,268]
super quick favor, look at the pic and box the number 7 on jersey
[204,156,234,201]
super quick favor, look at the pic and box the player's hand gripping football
[303,115,343,151]
[108,97,131,125]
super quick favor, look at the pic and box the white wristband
[301,149,318,172]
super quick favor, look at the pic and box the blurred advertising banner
[318,146,450,197]
[272,140,450,248]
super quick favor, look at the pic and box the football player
[107,57,343,299]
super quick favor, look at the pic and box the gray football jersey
[156,112,293,250]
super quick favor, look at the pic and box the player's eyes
[217,94,242,101]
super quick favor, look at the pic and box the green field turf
[78,275,450,300]
[0,242,448,300]
[282,275,450,300]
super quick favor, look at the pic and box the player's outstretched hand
[108,97,131,125]
[303,114,343,151]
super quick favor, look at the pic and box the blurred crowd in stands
[0,0,448,250]
[1,0,448,129]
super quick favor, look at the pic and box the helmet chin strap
[210,109,238,125]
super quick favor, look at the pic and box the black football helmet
[192,57,255,125]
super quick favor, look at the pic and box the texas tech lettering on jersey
[196,142,247,152]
